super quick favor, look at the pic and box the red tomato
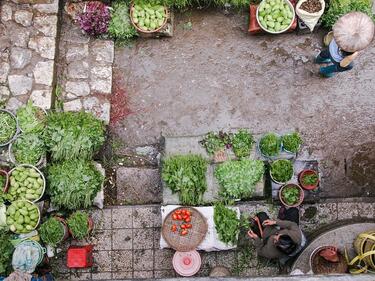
[175,210,182,215]
[177,215,183,220]
[171,225,177,232]
[186,224,192,229]
[185,217,191,223]
[181,230,188,236]
[181,209,186,215]
[172,214,178,220]
[183,215,189,220]
[185,211,191,216]
[181,224,186,229]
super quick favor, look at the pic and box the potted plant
[16,101,47,133]
[0,109,18,147]
[299,169,319,190]
[258,132,281,158]
[0,170,8,192]
[67,211,94,240]
[279,183,304,207]
[9,133,46,166]
[39,217,69,246]
[270,159,294,184]
[282,132,303,154]
[231,129,255,158]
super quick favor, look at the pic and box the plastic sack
[12,241,45,274]
[296,0,325,31]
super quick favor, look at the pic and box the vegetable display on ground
[67,211,91,240]
[12,133,45,165]
[16,101,46,133]
[258,0,294,33]
[214,203,240,245]
[44,111,105,161]
[281,184,301,206]
[109,1,138,42]
[231,129,255,158]
[270,159,293,183]
[0,110,17,145]
[215,159,264,200]
[6,200,40,234]
[6,166,44,202]
[47,160,104,210]
[259,133,281,157]
[39,217,65,246]
[170,209,193,236]
[199,131,232,156]
[162,154,207,205]
[131,3,167,32]
[0,230,14,275]
[282,132,302,153]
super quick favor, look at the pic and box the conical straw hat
[333,12,375,52]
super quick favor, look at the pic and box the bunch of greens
[270,159,293,183]
[259,133,281,157]
[162,154,207,205]
[0,111,17,145]
[199,131,232,155]
[215,159,264,200]
[67,211,90,240]
[16,101,46,133]
[44,112,105,161]
[12,133,45,165]
[281,185,301,206]
[39,217,65,246]
[214,203,240,245]
[322,0,374,28]
[282,132,302,153]
[108,1,138,43]
[47,160,104,210]
[302,173,318,186]
[0,230,14,275]
[231,129,254,158]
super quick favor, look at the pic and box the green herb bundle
[16,101,46,133]
[259,133,281,157]
[199,131,231,156]
[302,173,318,186]
[162,154,207,205]
[270,159,293,183]
[231,129,254,158]
[12,133,45,165]
[67,211,90,240]
[215,159,264,200]
[214,203,240,245]
[39,217,65,246]
[44,112,105,161]
[281,185,301,206]
[282,132,302,153]
[0,230,14,275]
[109,1,138,44]
[47,160,104,210]
[0,111,17,145]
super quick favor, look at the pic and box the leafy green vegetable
[0,174,6,190]
[0,111,17,145]
[39,217,65,246]
[16,101,46,133]
[47,160,104,210]
[109,1,138,44]
[259,133,281,157]
[270,159,293,183]
[162,154,207,205]
[214,203,240,245]
[322,0,374,28]
[281,185,301,206]
[199,131,231,155]
[12,133,45,165]
[215,159,264,200]
[44,112,105,161]
[302,173,318,186]
[282,132,302,153]
[67,211,90,240]
[0,229,14,275]
[231,129,254,158]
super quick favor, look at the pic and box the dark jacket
[254,219,302,260]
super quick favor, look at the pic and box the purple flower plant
[77,1,110,36]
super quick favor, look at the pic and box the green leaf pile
[214,203,240,245]
[0,230,14,275]
[215,159,264,200]
[67,211,90,240]
[259,133,281,157]
[16,100,46,133]
[231,129,254,158]
[0,111,17,145]
[199,131,231,155]
[270,159,293,183]
[109,1,138,42]
[12,133,45,165]
[162,154,207,205]
[282,132,302,153]
[39,217,65,246]
[44,112,105,161]
[47,160,104,210]
[281,185,301,206]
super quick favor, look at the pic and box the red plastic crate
[67,245,94,268]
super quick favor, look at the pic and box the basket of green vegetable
[9,133,46,167]
[279,183,304,207]
[270,159,294,184]
[16,101,47,133]
[39,217,69,246]
[0,109,18,147]
[6,164,46,203]
[6,199,41,234]
[130,2,168,33]
[257,132,282,159]
[282,132,302,154]
[0,169,9,192]
[67,211,94,240]
[256,0,295,34]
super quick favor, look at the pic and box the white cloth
[296,0,325,31]
[159,205,240,252]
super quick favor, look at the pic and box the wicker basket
[162,207,208,252]
[310,246,348,274]
[130,4,169,34]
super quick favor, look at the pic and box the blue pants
[316,49,353,77]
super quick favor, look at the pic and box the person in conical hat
[314,12,375,78]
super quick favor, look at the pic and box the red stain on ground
[110,76,133,125]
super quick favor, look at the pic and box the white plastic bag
[296,0,325,32]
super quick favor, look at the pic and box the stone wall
[0,0,59,110]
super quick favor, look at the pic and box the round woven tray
[162,207,208,252]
